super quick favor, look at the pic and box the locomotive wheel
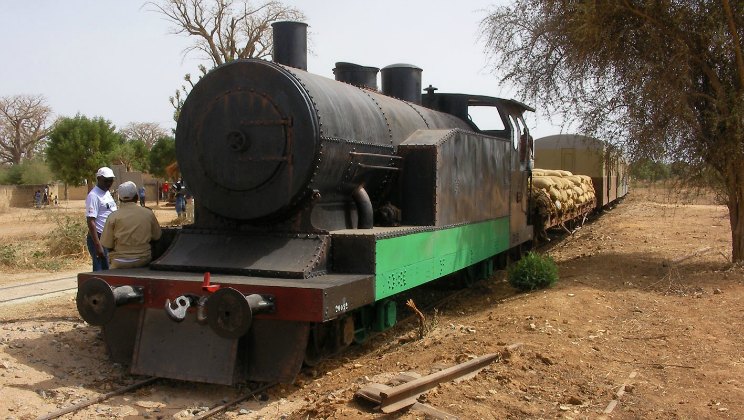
[304,323,332,367]
[304,317,355,366]
[494,252,508,270]
[509,244,525,262]
[463,265,479,287]
[462,259,495,287]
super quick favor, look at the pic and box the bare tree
[0,95,53,164]
[120,122,168,149]
[482,1,744,263]
[150,0,305,121]
[149,0,305,66]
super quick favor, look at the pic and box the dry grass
[0,200,176,274]
[630,180,723,205]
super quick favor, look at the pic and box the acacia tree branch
[153,0,305,121]
[151,0,304,66]
[722,0,744,92]
[211,0,228,63]
[620,0,664,28]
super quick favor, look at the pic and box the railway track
[35,377,277,420]
[0,275,77,304]
[10,268,482,419]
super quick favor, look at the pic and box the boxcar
[534,134,628,208]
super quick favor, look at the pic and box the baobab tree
[0,94,53,164]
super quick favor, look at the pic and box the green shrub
[20,159,54,185]
[0,245,18,266]
[508,252,559,291]
[46,214,87,257]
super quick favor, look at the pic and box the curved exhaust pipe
[352,185,373,229]
[77,278,143,325]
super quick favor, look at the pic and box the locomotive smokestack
[333,62,379,90]
[381,63,423,105]
[271,21,308,70]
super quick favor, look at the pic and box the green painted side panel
[375,218,510,300]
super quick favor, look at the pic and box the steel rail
[0,276,76,291]
[35,377,159,420]
[0,287,77,304]
[378,352,501,413]
[193,382,277,419]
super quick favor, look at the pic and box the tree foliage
[629,159,672,182]
[482,0,744,262]
[169,65,207,123]
[20,158,54,185]
[109,139,150,172]
[120,122,168,149]
[149,136,176,179]
[0,95,53,164]
[46,115,121,186]
[0,164,23,185]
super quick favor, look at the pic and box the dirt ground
[1,185,743,419]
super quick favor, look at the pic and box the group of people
[86,167,162,271]
[34,186,57,208]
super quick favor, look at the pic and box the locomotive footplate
[78,269,373,323]
[77,269,374,384]
[149,231,331,279]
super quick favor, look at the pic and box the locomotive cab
[422,91,536,248]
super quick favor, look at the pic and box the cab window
[467,105,507,136]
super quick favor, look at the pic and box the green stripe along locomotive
[76,22,536,385]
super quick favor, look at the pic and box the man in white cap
[101,181,162,269]
[86,167,117,271]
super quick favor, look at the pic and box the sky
[0,0,564,138]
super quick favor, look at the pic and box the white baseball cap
[118,181,138,200]
[96,167,115,178]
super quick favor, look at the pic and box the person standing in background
[174,179,186,219]
[138,185,146,207]
[86,167,117,271]
[161,181,169,200]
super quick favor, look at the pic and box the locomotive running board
[149,230,330,279]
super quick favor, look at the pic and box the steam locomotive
[76,22,535,385]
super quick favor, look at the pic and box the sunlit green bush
[508,252,559,292]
